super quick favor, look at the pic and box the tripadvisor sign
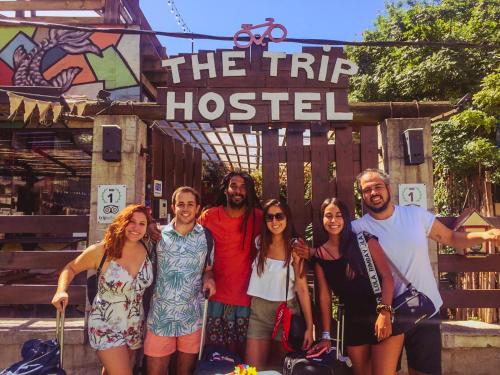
[158,46,358,124]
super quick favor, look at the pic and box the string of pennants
[7,91,89,124]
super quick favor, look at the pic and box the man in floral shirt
[144,186,215,375]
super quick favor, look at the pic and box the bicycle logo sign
[233,18,287,49]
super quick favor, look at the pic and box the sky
[140,0,389,56]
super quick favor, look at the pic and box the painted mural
[0,26,141,100]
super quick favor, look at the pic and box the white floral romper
[88,257,153,350]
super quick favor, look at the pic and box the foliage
[347,0,499,102]
[346,0,500,215]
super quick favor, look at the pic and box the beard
[227,194,247,209]
[364,191,391,213]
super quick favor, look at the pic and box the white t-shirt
[352,205,442,314]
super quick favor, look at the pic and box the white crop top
[247,257,295,301]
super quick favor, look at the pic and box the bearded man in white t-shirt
[351,169,500,375]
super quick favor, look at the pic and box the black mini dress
[313,234,380,346]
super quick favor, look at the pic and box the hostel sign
[158,45,358,125]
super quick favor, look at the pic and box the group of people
[52,168,500,375]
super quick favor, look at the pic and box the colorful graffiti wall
[0,26,140,100]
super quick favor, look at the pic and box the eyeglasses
[265,213,286,222]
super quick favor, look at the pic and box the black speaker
[402,128,424,165]
[102,125,122,162]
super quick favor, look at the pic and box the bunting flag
[7,92,24,120]
[6,91,71,124]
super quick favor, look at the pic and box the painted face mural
[1,26,141,99]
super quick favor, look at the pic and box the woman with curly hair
[51,204,154,375]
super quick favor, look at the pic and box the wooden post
[262,128,279,200]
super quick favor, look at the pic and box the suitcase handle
[56,309,65,369]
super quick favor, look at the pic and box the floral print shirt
[147,222,213,337]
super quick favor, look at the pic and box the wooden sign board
[158,46,357,124]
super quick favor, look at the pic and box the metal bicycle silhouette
[233,18,287,49]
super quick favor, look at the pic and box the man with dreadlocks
[198,171,262,357]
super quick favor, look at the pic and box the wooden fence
[150,127,203,222]
[0,215,88,312]
[261,123,378,246]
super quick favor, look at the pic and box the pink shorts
[144,329,202,357]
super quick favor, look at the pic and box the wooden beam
[22,16,104,24]
[0,0,105,11]
[441,289,500,308]
[0,215,89,234]
[0,251,81,270]
[0,285,86,305]
[103,0,120,24]
[438,254,500,272]
[141,73,157,100]
[0,101,455,124]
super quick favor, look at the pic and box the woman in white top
[245,199,313,368]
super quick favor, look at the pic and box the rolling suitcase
[0,310,66,375]
[283,304,352,375]
[194,294,242,375]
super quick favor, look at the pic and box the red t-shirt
[199,206,262,307]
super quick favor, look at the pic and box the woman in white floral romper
[52,204,154,375]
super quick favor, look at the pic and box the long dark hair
[217,171,261,251]
[257,199,294,276]
[320,198,365,277]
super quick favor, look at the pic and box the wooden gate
[149,126,202,222]
[262,123,378,246]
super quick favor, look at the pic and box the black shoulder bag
[285,262,307,351]
[356,232,435,335]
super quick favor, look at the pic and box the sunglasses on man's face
[265,213,286,222]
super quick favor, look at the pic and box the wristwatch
[376,304,393,315]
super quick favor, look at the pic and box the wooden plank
[0,285,86,305]
[193,147,202,195]
[184,143,194,187]
[286,127,305,237]
[262,129,279,200]
[438,254,500,272]
[334,125,355,217]
[441,289,500,308]
[23,16,104,24]
[0,0,105,11]
[173,138,184,189]
[151,128,163,218]
[310,124,330,247]
[103,0,120,24]
[0,215,89,234]
[0,251,81,270]
[360,125,379,171]
[163,132,175,211]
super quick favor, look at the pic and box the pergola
[0,91,457,174]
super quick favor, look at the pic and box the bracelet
[376,303,394,315]
[321,331,331,340]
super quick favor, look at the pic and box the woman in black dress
[308,198,403,375]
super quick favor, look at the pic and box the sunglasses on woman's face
[265,213,286,222]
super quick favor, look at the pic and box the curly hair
[257,199,295,277]
[102,204,153,259]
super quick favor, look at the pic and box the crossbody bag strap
[377,249,413,289]
[356,232,382,304]
[285,260,290,302]
[96,252,107,278]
